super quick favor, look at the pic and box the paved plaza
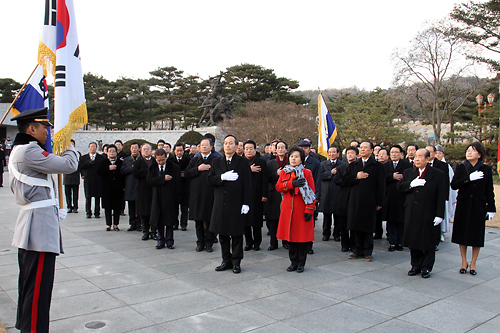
[1,174,500,332]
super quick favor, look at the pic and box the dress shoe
[215,262,233,271]
[296,266,304,273]
[94,215,100,219]
[267,231,271,236]
[348,253,360,259]
[373,234,382,240]
[136,226,142,232]
[283,243,289,250]
[341,247,349,252]
[268,245,277,251]
[253,245,260,251]
[152,234,158,240]
[244,245,252,251]
[421,270,431,278]
[470,269,477,275]
[408,268,421,276]
[287,265,297,272]
[308,249,314,254]
[67,208,73,213]
[459,264,468,274]
[365,255,373,262]
[196,245,204,252]
[86,214,92,219]
[73,209,78,213]
[173,226,179,230]
[333,237,341,242]
[206,245,213,252]
[435,245,439,251]
[113,226,120,231]
[167,244,175,249]
[322,236,330,241]
[181,227,187,231]
[397,244,404,251]
[142,234,149,241]
[106,226,111,231]
[156,244,165,249]
[232,265,241,274]
[127,226,137,231]
[388,245,396,252]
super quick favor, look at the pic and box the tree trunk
[449,113,455,145]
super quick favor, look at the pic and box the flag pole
[497,82,500,173]
[0,65,39,126]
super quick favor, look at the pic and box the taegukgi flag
[317,93,337,158]
[12,65,53,153]
[38,0,87,154]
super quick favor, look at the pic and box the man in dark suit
[405,144,418,166]
[121,142,141,231]
[342,141,385,261]
[320,146,344,241]
[79,142,105,218]
[133,144,155,240]
[397,148,447,278]
[383,145,412,251]
[185,138,217,252]
[208,135,252,274]
[172,143,191,231]
[243,140,269,251]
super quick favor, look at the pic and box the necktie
[160,166,164,173]
[362,160,365,168]
[394,162,397,169]
[227,159,231,168]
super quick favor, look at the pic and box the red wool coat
[276,168,316,243]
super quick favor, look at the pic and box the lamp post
[476,93,495,144]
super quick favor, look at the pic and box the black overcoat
[319,159,345,214]
[432,158,450,198]
[266,158,285,221]
[451,163,496,247]
[208,154,252,236]
[382,159,412,222]
[397,166,447,250]
[304,155,322,201]
[342,156,386,233]
[79,153,105,197]
[133,156,153,216]
[121,155,139,201]
[333,162,352,217]
[172,155,191,205]
[245,156,269,227]
[184,153,216,221]
[147,159,182,229]
[97,158,125,209]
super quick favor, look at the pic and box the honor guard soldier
[9,107,79,333]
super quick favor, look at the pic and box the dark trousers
[157,225,174,246]
[220,235,243,266]
[141,216,155,236]
[387,220,404,246]
[288,242,308,267]
[64,185,79,210]
[352,230,374,256]
[105,208,120,226]
[267,219,279,248]
[16,249,56,333]
[322,213,340,239]
[244,226,262,248]
[435,225,442,246]
[127,201,138,226]
[410,249,436,271]
[174,202,189,229]
[195,220,215,247]
[1,170,4,186]
[337,215,352,250]
[85,196,100,216]
[375,211,383,237]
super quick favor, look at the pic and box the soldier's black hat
[11,107,53,127]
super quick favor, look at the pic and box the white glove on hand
[241,205,250,214]
[469,170,484,181]
[433,217,443,226]
[487,212,495,221]
[221,170,239,181]
[59,208,68,220]
[410,177,426,188]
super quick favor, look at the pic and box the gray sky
[0,0,482,91]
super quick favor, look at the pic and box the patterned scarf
[282,164,316,204]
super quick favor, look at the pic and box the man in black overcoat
[208,135,252,274]
[383,145,412,251]
[342,141,385,261]
[79,142,105,218]
[121,142,141,231]
[397,148,446,278]
[171,143,191,231]
[147,148,182,249]
[184,138,217,252]
[133,144,155,240]
[319,146,344,241]
[243,140,269,251]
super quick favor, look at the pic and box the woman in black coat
[97,145,125,231]
[451,142,496,275]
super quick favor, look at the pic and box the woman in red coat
[276,146,316,273]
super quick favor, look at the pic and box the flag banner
[12,66,53,153]
[317,93,337,158]
[38,0,58,76]
[52,0,87,154]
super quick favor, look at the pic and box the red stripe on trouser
[31,252,45,332]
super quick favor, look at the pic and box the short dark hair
[130,141,140,148]
[107,145,117,152]
[204,133,216,142]
[379,148,389,155]
[165,142,172,149]
[18,122,40,134]
[243,139,257,149]
[361,141,374,150]
[201,138,213,147]
[114,140,123,145]
[328,146,340,154]
[224,134,237,144]
[264,143,271,147]
[350,140,360,145]
[426,145,436,152]
[276,141,288,149]
[272,139,281,144]
[391,144,404,153]
[346,146,359,154]
[88,142,97,148]
[157,139,166,144]
[466,142,486,161]
[288,146,305,164]
[173,143,184,150]
[407,144,419,150]
[155,148,167,157]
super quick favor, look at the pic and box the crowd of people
[69,134,496,277]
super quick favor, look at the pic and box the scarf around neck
[282,164,316,204]
[276,154,288,169]
[464,159,483,174]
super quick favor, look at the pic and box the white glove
[241,205,250,214]
[433,217,443,226]
[469,170,484,181]
[59,208,68,220]
[410,177,426,188]
[487,212,495,221]
[221,170,239,181]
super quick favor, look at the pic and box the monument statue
[198,73,238,126]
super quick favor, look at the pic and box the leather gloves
[292,177,306,188]
[304,213,313,221]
